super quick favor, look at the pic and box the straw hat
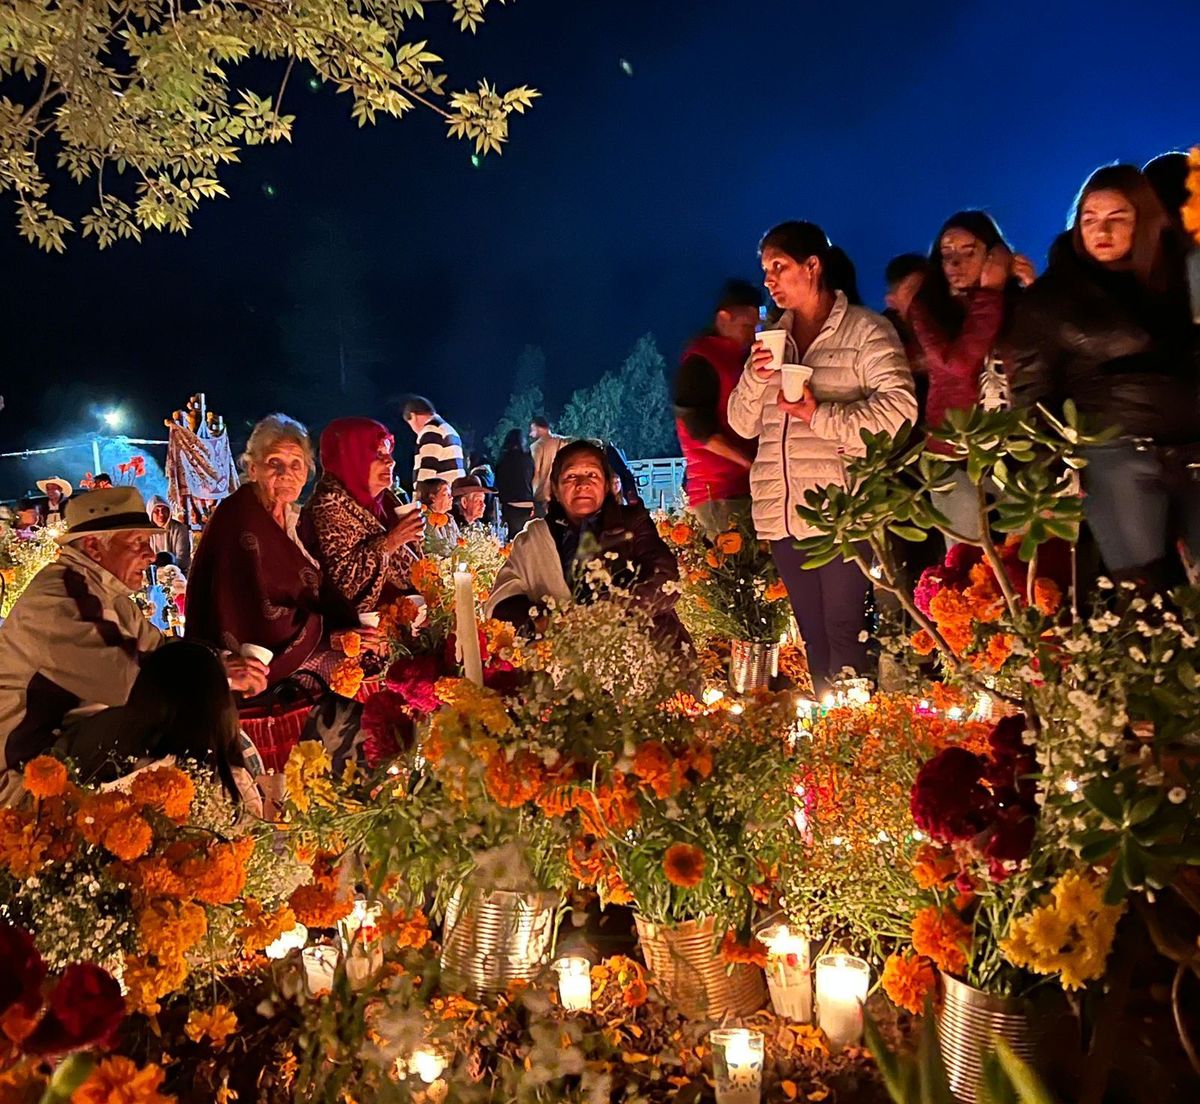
[58,487,160,543]
[36,477,73,498]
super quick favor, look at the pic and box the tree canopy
[0,0,537,251]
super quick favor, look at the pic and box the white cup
[756,329,787,374]
[240,642,274,666]
[358,611,381,629]
[782,364,814,402]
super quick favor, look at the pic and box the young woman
[494,428,536,539]
[728,221,917,690]
[1007,164,1200,587]
[908,211,1036,541]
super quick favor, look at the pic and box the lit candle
[710,1028,764,1104]
[265,922,308,960]
[760,924,811,1023]
[554,956,593,1011]
[409,1047,447,1083]
[815,953,870,1052]
[301,945,339,996]
[453,564,484,685]
[337,898,383,989]
[702,686,725,706]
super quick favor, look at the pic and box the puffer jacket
[727,293,917,541]
[1006,246,1200,444]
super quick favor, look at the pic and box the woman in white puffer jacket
[728,221,917,690]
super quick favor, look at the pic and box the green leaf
[864,1009,914,1104]
[992,1037,1057,1104]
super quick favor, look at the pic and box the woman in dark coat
[485,439,688,648]
[1006,164,1200,585]
[494,428,535,539]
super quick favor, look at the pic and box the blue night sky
[0,0,1196,493]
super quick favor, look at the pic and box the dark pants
[1081,442,1200,577]
[502,504,534,540]
[772,538,871,691]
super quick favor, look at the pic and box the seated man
[0,487,267,799]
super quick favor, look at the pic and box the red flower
[911,747,992,843]
[23,964,124,1056]
[385,654,445,714]
[360,690,415,768]
[0,923,45,1018]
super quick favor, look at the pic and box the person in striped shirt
[402,396,466,486]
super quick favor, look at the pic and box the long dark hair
[758,221,860,302]
[913,210,1009,339]
[501,428,527,454]
[1070,164,1179,293]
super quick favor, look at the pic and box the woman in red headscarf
[299,417,426,625]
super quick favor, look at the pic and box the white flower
[1168,786,1187,805]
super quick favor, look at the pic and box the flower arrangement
[660,510,792,645]
[0,524,59,617]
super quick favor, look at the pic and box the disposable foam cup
[358,612,381,628]
[756,329,787,373]
[240,643,274,666]
[782,364,814,402]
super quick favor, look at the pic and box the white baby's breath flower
[1168,786,1187,804]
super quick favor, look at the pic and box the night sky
[1,0,1197,497]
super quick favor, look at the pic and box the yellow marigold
[482,618,516,660]
[72,1056,174,1104]
[121,953,189,1017]
[663,842,706,888]
[330,657,364,699]
[881,951,937,1015]
[410,557,442,597]
[102,812,153,863]
[185,1004,238,1048]
[237,898,298,955]
[130,765,195,821]
[434,678,512,736]
[911,906,970,976]
[764,579,789,602]
[138,898,208,961]
[288,882,353,929]
[338,631,363,658]
[23,756,67,800]
[714,531,742,555]
[284,741,333,813]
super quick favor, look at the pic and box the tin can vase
[635,914,766,1021]
[729,640,779,694]
[440,885,560,997]
[937,973,1037,1103]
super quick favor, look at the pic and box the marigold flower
[911,845,957,890]
[102,813,153,863]
[623,977,649,1008]
[181,837,254,905]
[23,756,67,800]
[669,522,693,546]
[719,931,768,968]
[130,765,195,821]
[764,579,789,602]
[73,1057,173,1104]
[603,864,634,906]
[284,740,333,813]
[410,557,442,599]
[185,1004,238,1047]
[289,883,353,929]
[237,898,298,955]
[911,906,971,976]
[330,657,365,698]
[705,549,725,569]
[483,750,543,808]
[378,907,432,950]
[631,741,679,799]
[138,899,208,961]
[663,843,706,888]
[881,952,937,1015]
[714,531,742,556]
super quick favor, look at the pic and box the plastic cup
[756,329,787,373]
[240,643,274,666]
[781,364,814,402]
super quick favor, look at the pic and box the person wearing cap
[451,474,496,532]
[0,487,268,798]
[146,495,192,573]
[35,477,72,527]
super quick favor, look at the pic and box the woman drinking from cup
[728,221,917,691]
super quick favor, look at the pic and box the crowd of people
[0,153,1196,800]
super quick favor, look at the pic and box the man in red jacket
[673,280,761,532]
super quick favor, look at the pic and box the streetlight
[102,409,123,430]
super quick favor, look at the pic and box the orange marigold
[911,845,957,890]
[714,531,742,556]
[764,579,789,602]
[181,838,254,905]
[623,977,649,1008]
[237,898,298,955]
[881,952,937,1015]
[631,741,679,799]
[705,549,725,569]
[138,898,208,961]
[102,813,153,863]
[76,791,136,846]
[73,1057,174,1104]
[663,843,706,888]
[911,906,971,976]
[720,931,768,968]
[0,1060,47,1103]
[289,882,354,929]
[483,750,543,808]
[669,522,693,546]
[378,907,432,950]
[330,658,365,699]
[338,631,363,658]
[130,765,195,821]
[185,1004,238,1047]
[567,837,605,885]
[603,864,633,906]
[23,756,67,800]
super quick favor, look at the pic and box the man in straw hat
[0,487,268,800]
[34,476,72,527]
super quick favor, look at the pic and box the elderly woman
[186,413,329,688]
[417,477,461,554]
[485,439,688,646]
[299,417,425,624]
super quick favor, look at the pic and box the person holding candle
[485,439,689,647]
[299,416,426,627]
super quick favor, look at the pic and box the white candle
[554,956,592,1011]
[265,922,308,960]
[710,1028,763,1104]
[815,953,870,1052]
[409,1047,447,1083]
[760,924,811,1023]
[453,564,484,685]
[338,898,383,989]
[301,945,339,996]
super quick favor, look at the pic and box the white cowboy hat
[58,487,160,543]
[36,477,73,498]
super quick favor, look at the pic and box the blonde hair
[241,413,314,476]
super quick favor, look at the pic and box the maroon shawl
[185,483,324,687]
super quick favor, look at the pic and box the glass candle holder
[815,953,870,1052]
[760,924,811,1023]
[301,945,339,996]
[553,956,593,1011]
[264,922,308,961]
[710,1028,764,1104]
[337,898,383,989]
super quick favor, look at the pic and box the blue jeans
[1081,442,1200,574]
[772,539,871,691]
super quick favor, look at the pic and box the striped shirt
[413,415,466,484]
